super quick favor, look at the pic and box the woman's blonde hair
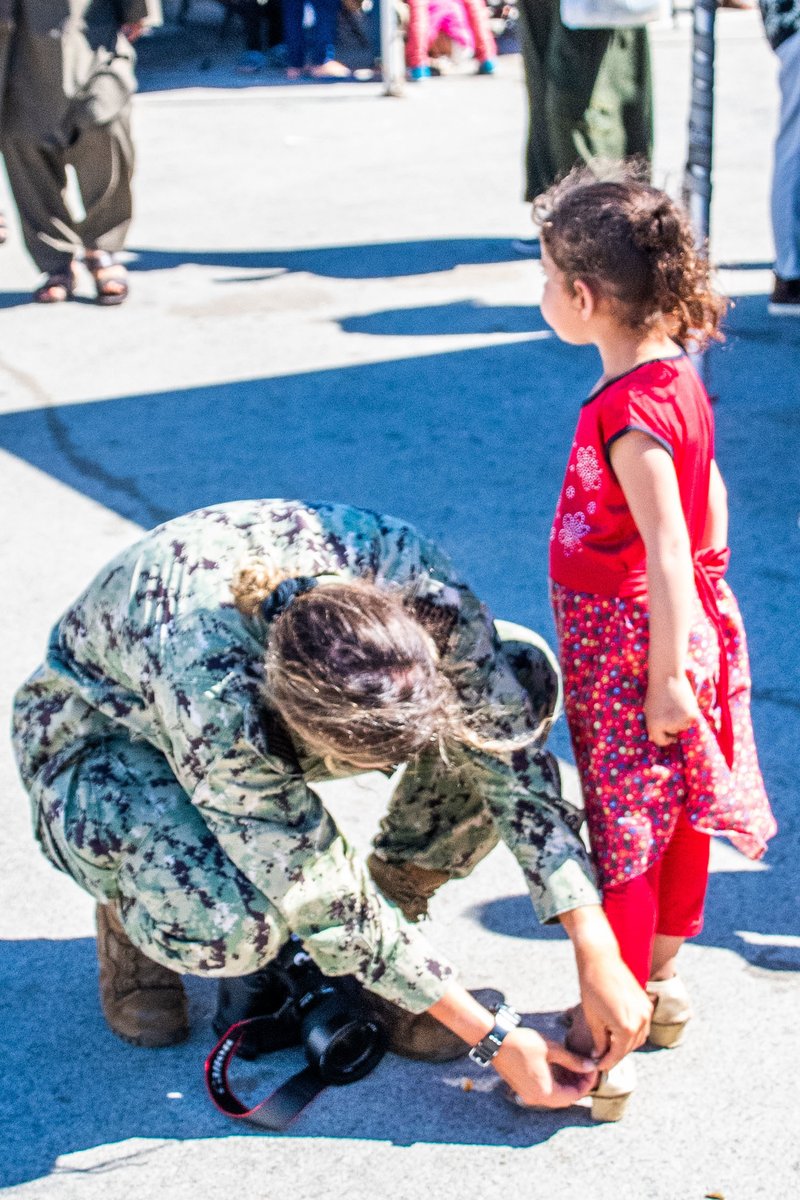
[231,561,473,770]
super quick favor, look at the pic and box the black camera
[213,936,387,1086]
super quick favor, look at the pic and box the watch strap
[467,1003,521,1068]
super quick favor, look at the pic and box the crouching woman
[12,499,650,1108]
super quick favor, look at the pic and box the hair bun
[261,577,318,622]
[231,557,298,618]
[631,199,679,255]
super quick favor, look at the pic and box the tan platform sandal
[589,1056,636,1122]
[647,974,692,1048]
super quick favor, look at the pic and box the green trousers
[516,0,653,201]
[15,623,562,979]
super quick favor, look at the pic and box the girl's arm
[701,459,728,550]
[610,431,700,747]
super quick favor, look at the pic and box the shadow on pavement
[471,868,800,972]
[337,301,551,337]
[1,288,797,1184]
[0,938,591,1187]
[125,237,522,278]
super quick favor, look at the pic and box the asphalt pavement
[0,8,798,1199]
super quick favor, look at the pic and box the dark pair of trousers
[242,0,284,52]
[2,115,134,274]
[516,0,652,201]
[282,0,340,68]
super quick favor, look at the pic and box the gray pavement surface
[1,9,799,1199]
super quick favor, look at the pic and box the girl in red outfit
[535,171,776,1120]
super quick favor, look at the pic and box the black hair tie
[261,577,318,622]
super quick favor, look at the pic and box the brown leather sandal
[85,250,129,306]
[33,265,77,303]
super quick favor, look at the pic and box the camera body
[213,936,386,1082]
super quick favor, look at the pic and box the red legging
[602,811,711,988]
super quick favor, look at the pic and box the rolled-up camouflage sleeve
[440,584,601,923]
[190,744,454,1011]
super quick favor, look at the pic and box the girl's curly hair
[533,166,728,348]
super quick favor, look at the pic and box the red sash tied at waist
[619,546,734,766]
[692,546,734,768]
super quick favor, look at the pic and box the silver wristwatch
[468,1003,521,1067]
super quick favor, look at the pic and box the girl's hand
[493,1027,598,1108]
[645,674,699,747]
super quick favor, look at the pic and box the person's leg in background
[405,0,432,78]
[71,117,135,305]
[281,0,307,76]
[307,0,351,75]
[516,0,557,204]
[1,134,78,301]
[237,0,270,70]
[768,29,800,313]
[462,0,497,73]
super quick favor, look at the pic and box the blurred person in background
[405,0,497,80]
[233,0,286,73]
[0,0,161,304]
[512,0,651,256]
[759,0,800,313]
[281,0,351,77]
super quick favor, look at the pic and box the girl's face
[540,245,592,345]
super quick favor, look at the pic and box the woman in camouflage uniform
[12,499,650,1108]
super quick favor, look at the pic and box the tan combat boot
[366,853,450,922]
[360,991,470,1062]
[96,903,189,1048]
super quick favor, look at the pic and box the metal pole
[379,0,405,96]
[682,0,717,388]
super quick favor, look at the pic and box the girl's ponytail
[629,194,727,346]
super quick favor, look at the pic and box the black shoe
[768,275,800,316]
[511,236,541,259]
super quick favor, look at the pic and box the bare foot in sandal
[84,250,129,306]
[33,264,77,304]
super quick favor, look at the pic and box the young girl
[535,172,776,1120]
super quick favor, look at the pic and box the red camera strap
[204,1018,327,1132]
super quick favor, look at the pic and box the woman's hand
[426,983,594,1108]
[645,674,699,747]
[576,948,651,1069]
[559,906,651,1069]
[493,1027,597,1108]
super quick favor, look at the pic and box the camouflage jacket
[37,500,598,1008]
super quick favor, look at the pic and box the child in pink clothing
[534,169,776,1120]
[405,0,496,78]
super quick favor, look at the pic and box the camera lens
[303,1004,386,1084]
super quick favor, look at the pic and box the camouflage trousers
[12,622,561,978]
